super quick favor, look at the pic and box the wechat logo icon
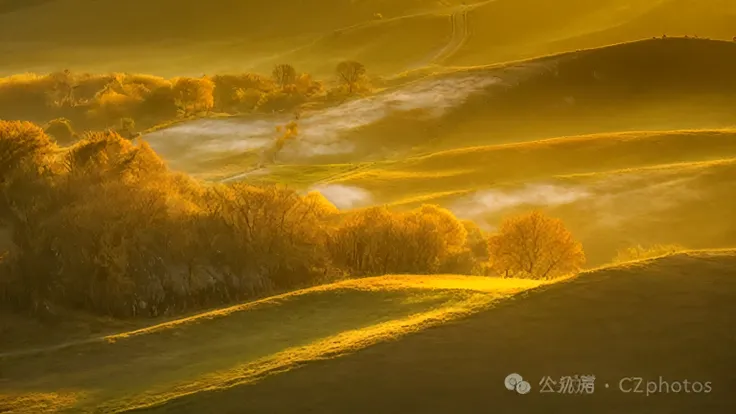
[505,373,532,395]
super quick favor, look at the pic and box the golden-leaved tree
[488,210,585,279]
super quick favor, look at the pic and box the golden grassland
[0,275,544,413]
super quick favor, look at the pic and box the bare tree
[336,61,366,95]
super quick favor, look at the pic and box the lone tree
[336,61,366,94]
[488,210,585,280]
[272,64,297,89]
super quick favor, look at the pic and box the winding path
[431,6,471,64]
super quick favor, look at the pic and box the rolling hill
[0,275,542,413]
[133,38,736,267]
[0,0,733,77]
[4,251,731,413]
[130,251,736,414]
[144,38,736,176]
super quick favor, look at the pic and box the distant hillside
[449,0,736,66]
[432,38,736,148]
[0,0,56,14]
[0,0,733,77]
[0,0,468,44]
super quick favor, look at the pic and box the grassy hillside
[0,0,733,76]
[243,133,736,266]
[0,275,542,413]
[132,250,736,413]
[141,38,736,180]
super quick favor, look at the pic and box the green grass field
[0,275,543,413]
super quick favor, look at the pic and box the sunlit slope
[133,251,736,414]
[0,275,542,413]
[320,129,736,199]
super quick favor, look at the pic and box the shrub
[212,73,273,111]
[255,89,306,113]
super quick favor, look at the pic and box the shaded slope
[133,251,736,414]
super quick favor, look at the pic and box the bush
[212,73,273,112]
[256,89,306,113]
[488,210,585,279]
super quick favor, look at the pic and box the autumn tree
[488,211,585,280]
[336,61,366,94]
[172,77,215,116]
[0,120,55,189]
[272,64,297,89]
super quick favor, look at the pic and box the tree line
[0,120,585,319]
[0,62,370,145]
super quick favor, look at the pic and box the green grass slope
[130,250,736,414]
[0,275,542,413]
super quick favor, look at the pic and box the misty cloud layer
[452,184,593,218]
[144,73,500,167]
[310,184,373,209]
